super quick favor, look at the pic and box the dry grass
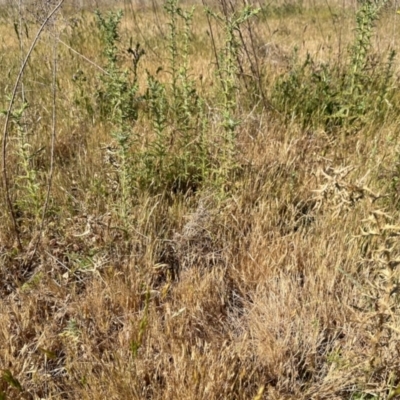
[1,1,400,399]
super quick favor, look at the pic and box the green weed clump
[206,4,260,187]
[93,9,144,219]
[139,0,209,194]
[272,0,396,132]
[92,4,209,201]
[3,102,43,222]
[87,0,261,204]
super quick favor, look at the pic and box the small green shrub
[271,0,395,132]
[95,10,142,124]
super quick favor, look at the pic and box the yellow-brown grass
[1,1,400,399]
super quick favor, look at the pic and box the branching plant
[141,0,209,194]
[205,4,260,187]
[94,9,144,219]
[272,0,394,132]
[1,0,65,252]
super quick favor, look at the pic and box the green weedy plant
[94,10,144,219]
[141,0,209,194]
[165,0,199,129]
[340,0,392,125]
[374,49,396,117]
[170,3,208,192]
[93,3,208,203]
[12,103,42,221]
[142,73,169,190]
[205,5,260,187]
[94,0,258,198]
[95,10,144,125]
[272,0,395,132]
[165,0,179,106]
[174,5,198,133]
[1,101,43,224]
[272,49,341,129]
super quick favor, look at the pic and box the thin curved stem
[2,0,65,252]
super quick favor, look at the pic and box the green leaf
[38,347,57,360]
[1,370,23,392]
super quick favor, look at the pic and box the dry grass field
[2,0,400,399]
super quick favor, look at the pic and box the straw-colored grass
[1,1,400,399]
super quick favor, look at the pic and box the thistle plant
[94,10,144,219]
[343,0,390,122]
[348,0,388,96]
[142,73,168,190]
[206,5,260,187]
[164,0,179,104]
[142,0,209,194]
[0,100,42,227]
[271,0,395,132]
[12,103,42,221]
